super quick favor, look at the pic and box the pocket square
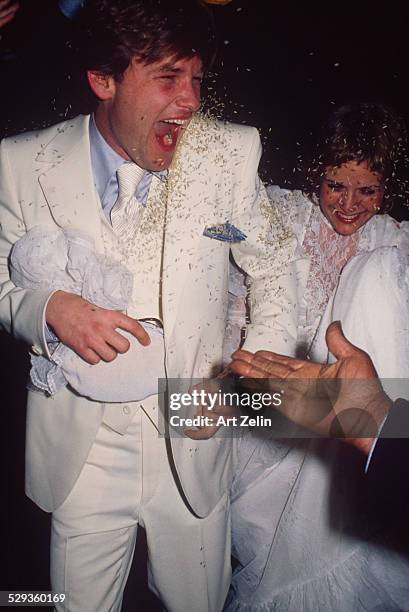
[203,222,247,243]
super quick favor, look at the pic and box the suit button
[123,406,130,415]
[31,345,43,356]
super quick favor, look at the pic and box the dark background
[0,1,408,609]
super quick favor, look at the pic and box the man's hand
[46,290,150,365]
[0,1,19,28]
[229,321,392,454]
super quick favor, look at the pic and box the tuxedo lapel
[37,115,105,251]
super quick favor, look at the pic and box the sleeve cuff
[243,324,296,356]
[34,289,60,360]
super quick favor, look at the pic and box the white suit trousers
[50,399,231,612]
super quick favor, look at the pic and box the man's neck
[93,107,131,161]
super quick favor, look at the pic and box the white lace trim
[299,203,361,354]
[265,186,409,357]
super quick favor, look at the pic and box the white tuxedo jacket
[0,114,308,516]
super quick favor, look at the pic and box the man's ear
[87,71,116,101]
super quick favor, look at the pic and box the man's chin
[149,133,185,170]
[148,151,175,172]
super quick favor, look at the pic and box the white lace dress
[226,187,409,611]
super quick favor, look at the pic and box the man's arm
[229,127,309,356]
[0,139,149,364]
[0,139,55,357]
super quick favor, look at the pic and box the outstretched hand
[229,322,392,453]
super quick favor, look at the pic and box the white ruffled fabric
[226,188,409,611]
[10,226,165,401]
[227,431,409,612]
[312,246,409,400]
[10,226,133,309]
[265,186,409,357]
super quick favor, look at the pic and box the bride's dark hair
[304,103,409,212]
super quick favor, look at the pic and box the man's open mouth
[154,118,189,151]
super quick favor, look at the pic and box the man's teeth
[162,119,187,126]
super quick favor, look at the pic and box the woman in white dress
[225,103,409,611]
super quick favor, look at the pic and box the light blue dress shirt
[89,115,167,223]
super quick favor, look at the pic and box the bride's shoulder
[265,184,312,225]
[265,184,311,210]
[366,213,409,249]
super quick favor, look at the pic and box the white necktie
[111,162,145,237]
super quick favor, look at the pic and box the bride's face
[319,160,384,236]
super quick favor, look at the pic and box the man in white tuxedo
[0,1,306,610]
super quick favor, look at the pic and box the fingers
[232,348,303,370]
[81,318,150,363]
[86,336,119,363]
[232,349,291,363]
[254,350,293,364]
[75,332,117,364]
[231,352,296,380]
[105,328,131,354]
[117,315,151,346]
[230,350,273,377]
[80,347,103,366]
[76,327,132,364]
[230,358,269,378]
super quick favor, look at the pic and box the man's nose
[176,80,201,112]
